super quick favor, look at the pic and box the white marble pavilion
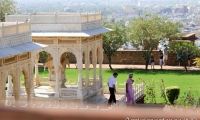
[4,12,110,105]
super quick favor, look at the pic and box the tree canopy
[0,0,17,21]
[168,41,200,72]
[103,20,128,70]
[128,13,180,70]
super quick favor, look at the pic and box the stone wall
[42,50,194,66]
[102,50,183,66]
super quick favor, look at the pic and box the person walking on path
[107,72,118,105]
[163,45,168,66]
[126,73,137,105]
[177,53,183,66]
[159,50,163,69]
[150,53,155,69]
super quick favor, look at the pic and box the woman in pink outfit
[126,73,137,105]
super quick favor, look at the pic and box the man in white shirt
[163,45,168,66]
[107,72,118,105]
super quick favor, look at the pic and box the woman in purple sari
[126,73,137,105]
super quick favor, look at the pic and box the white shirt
[107,76,116,88]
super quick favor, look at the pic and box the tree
[0,0,17,22]
[168,41,200,72]
[128,13,180,71]
[103,21,127,70]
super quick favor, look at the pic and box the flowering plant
[145,79,156,104]
[174,87,200,107]
[159,79,168,104]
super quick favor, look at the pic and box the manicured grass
[37,67,200,104]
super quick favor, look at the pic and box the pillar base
[31,93,35,97]
[54,93,60,98]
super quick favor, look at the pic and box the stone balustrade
[5,12,102,32]
[0,22,31,49]
[0,22,30,38]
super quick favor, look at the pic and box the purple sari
[126,78,136,104]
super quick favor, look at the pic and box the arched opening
[20,70,28,97]
[34,51,53,86]
[60,52,78,87]
[5,74,15,106]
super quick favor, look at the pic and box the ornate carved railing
[60,88,78,98]
[103,82,145,100]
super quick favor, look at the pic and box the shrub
[165,86,180,104]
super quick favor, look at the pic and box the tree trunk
[184,65,188,72]
[108,57,113,70]
[109,63,113,70]
[145,59,149,71]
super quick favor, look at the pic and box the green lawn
[37,67,200,104]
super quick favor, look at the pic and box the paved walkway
[39,62,200,70]
[52,63,200,70]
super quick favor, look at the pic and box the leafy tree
[103,21,127,70]
[0,0,17,21]
[39,51,48,64]
[161,20,181,41]
[168,41,200,72]
[128,13,180,70]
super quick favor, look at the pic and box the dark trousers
[108,87,116,104]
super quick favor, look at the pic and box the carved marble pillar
[30,62,35,97]
[7,75,13,96]
[78,68,83,89]
[54,45,60,98]
[99,43,103,87]
[77,49,83,89]
[0,72,7,106]
[26,63,32,106]
[85,49,89,88]
[34,54,39,86]
[77,49,83,98]
[92,47,97,90]
[13,69,20,107]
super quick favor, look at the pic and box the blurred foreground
[0,105,199,120]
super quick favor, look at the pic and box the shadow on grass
[37,67,200,76]
[104,69,200,75]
